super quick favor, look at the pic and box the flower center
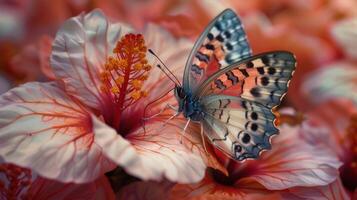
[0,163,32,199]
[100,33,152,130]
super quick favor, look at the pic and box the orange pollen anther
[99,33,151,129]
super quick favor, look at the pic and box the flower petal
[237,124,342,190]
[332,17,357,60]
[51,9,132,110]
[121,23,194,133]
[94,113,210,183]
[171,174,282,200]
[0,82,115,183]
[302,61,357,105]
[282,178,350,200]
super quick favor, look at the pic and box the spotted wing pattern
[183,9,252,93]
[197,51,296,108]
[197,51,295,160]
[201,96,278,161]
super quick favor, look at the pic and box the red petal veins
[0,82,115,183]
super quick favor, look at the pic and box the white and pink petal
[282,178,351,200]
[0,82,115,183]
[51,9,133,111]
[302,62,357,105]
[236,124,342,190]
[94,114,207,184]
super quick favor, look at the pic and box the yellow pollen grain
[100,71,110,81]
[115,76,124,85]
[131,90,141,100]
[140,75,148,81]
[131,79,142,89]
[111,86,120,94]
[134,63,143,70]
[141,59,148,64]
[139,52,145,59]
[144,64,152,71]
[118,59,128,69]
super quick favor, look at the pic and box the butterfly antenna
[156,64,180,86]
[148,49,181,86]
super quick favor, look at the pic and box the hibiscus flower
[302,17,357,107]
[169,119,343,199]
[0,9,225,185]
[281,101,356,199]
[114,111,344,199]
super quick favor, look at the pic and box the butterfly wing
[197,51,296,108]
[183,9,252,94]
[201,96,278,161]
[199,51,296,160]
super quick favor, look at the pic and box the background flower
[1,0,357,199]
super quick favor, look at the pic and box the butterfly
[148,9,296,161]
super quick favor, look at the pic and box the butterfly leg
[180,118,191,144]
[160,111,180,129]
[200,122,209,154]
[142,103,177,120]
[141,103,178,133]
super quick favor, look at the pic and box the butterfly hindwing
[183,9,252,93]
[201,95,278,161]
[197,51,296,108]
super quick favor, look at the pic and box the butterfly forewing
[183,9,252,93]
[201,96,278,160]
[197,51,296,108]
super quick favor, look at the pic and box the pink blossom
[0,9,224,184]
[117,116,343,199]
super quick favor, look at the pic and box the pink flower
[302,17,357,108]
[0,162,115,199]
[0,9,224,184]
[299,22,357,193]
[332,18,357,60]
[116,115,343,199]
[170,121,342,199]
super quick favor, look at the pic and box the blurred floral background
[0,0,357,199]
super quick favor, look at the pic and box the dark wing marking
[182,9,252,94]
[201,95,278,161]
[196,51,296,109]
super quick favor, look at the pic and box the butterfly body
[167,9,296,161]
[174,86,205,121]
